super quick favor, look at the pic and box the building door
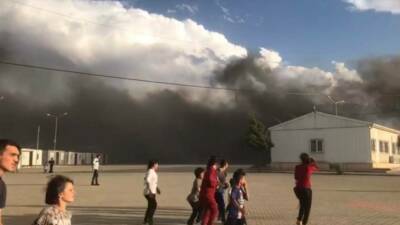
[56,152,60,165]
[74,153,78,165]
[29,151,33,166]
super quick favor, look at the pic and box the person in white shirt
[143,160,161,225]
[91,154,100,186]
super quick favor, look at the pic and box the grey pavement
[4,165,400,225]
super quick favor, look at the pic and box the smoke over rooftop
[0,0,399,163]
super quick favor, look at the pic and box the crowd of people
[143,154,318,225]
[0,139,319,225]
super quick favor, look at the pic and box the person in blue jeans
[215,159,229,223]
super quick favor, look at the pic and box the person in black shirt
[0,178,6,209]
[48,158,55,173]
[0,139,21,225]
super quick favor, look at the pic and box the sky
[129,0,400,70]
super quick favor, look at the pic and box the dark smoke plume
[2,49,400,163]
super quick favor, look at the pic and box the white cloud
[0,0,247,103]
[215,0,245,23]
[175,3,198,15]
[254,48,362,93]
[223,15,235,23]
[344,0,400,14]
[332,61,362,82]
[274,66,335,93]
[255,48,282,70]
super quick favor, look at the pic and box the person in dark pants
[143,160,161,225]
[144,195,157,225]
[187,167,204,225]
[215,159,229,223]
[48,158,55,173]
[0,139,21,225]
[293,153,319,225]
[91,154,100,185]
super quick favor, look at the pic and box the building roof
[269,111,400,134]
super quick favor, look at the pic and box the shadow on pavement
[4,206,190,225]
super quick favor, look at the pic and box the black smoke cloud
[1,41,400,163]
[0,59,263,163]
[214,55,400,128]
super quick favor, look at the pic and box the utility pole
[327,95,345,116]
[46,112,68,151]
[36,125,40,150]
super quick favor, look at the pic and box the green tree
[246,114,274,164]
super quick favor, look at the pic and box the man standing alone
[48,158,55,173]
[0,139,21,225]
[91,154,100,186]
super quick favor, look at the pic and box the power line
[0,60,241,91]
[0,60,323,95]
[2,60,399,98]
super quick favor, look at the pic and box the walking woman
[293,153,319,225]
[199,156,218,225]
[32,175,75,225]
[143,160,161,225]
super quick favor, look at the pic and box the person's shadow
[4,205,190,225]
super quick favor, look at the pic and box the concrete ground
[3,165,400,225]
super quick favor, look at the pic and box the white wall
[66,152,75,165]
[47,151,55,161]
[271,126,371,163]
[45,151,67,165]
[20,149,43,166]
[22,149,103,166]
[84,153,92,164]
[370,127,400,163]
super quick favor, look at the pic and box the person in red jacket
[199,156,218,225]
[293,153,319,225]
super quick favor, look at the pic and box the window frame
[371,139,376,152]
[310,139,324,153]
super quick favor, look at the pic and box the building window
[379,141,384,153]
[392,143,396,154]
[397,143,400,155]
[385,142,389,153]
[310,139,324,153]
[379,141,389,153]
[371,139,376,152]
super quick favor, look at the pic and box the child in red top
[199,156,218,225]
[293,153,319,225]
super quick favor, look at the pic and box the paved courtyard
[3,165,400,225]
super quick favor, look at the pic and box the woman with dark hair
[293,153,319,225]
[32,175,75,225]
[143,160,160,225]
[199,156,218,225]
